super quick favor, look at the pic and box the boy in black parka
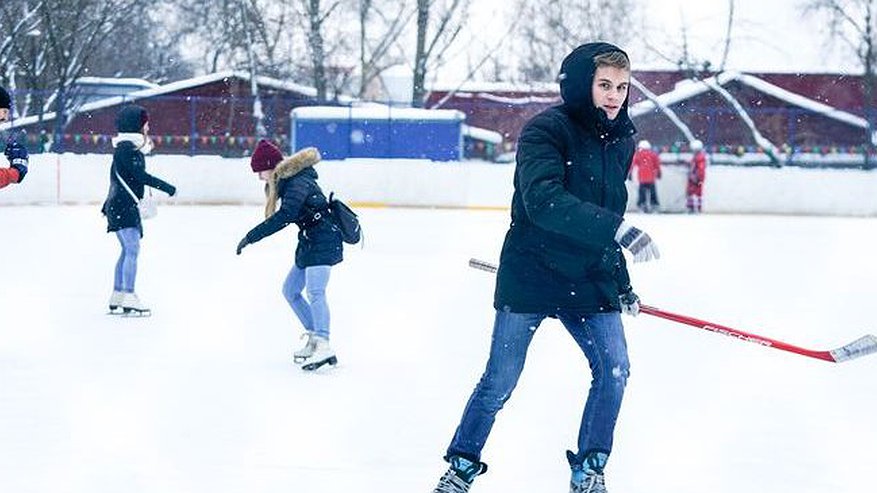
[432,43,660,493]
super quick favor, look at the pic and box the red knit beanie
[250,139,284,172]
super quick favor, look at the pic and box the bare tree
[637,1,737,77]
[356,0,413,99]
[2,0,192,132]
[803,0,876,169]
[1,1,46,117]
[30,0,149,149]
[719,0,736,70]
[246,1,299,79]
[174,0,254,73]
[176,0,315,82]
[302,0,340,100]
[172,0,355,99]
[86,1,192,83]
[412,0,470,106]
[513,0,637,83]
[429,18,523,109]
[0,1,43,81]
[674,15,714,77]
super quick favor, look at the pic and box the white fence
[1,153,876,216]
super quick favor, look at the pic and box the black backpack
[328,192,362,245]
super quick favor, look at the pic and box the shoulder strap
[114,169,141,204]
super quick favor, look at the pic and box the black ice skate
[568,450,609,493]
[570,471,607,493]
[432,455,486,493]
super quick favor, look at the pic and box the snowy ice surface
[1,206,875,493]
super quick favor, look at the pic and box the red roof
[425,70,874,150]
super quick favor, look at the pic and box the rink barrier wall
[0,153,875,216]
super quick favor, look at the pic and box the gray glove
[236,236,249,255]
[614,220,660,263]
[619,289,640,316]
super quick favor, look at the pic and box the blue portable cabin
[290,105,466,161]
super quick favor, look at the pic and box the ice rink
[1,205,875,493]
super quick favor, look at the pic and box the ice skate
[120,292,151,317]
[568,450,608,493]
[107,290,125,314]
[300,336,337,371]
[293,332,318,364]
[570,470,607,493]
[432,456,486,493]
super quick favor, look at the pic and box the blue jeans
[446,310,630,464]
[113,227,140,293]
[282,265,331,339]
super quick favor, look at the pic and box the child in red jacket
[686,140,707,213]
[0,86,28,190]
[630,139,661,212]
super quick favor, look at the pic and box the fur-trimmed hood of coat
[264,147,321,218]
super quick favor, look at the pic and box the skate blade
[293,355,309,364]
[121,308,152,318]
[107,307,125,315]
[301,356,338,371]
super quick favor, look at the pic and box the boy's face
[0,108,9,122]
[591,65,630,121]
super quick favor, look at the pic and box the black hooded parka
[494,42,637,314]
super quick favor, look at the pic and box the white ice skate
[120,292,151,317]
[293,332,318,364]
[300,336,337,371]
[107,290,125,314]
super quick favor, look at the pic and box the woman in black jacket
[101,105,176,316]
[432,43,660,493]
[236,140,343,372]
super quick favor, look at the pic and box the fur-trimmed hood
[264,147,321,218]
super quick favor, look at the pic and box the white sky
[637,0,850,73]
[465,0,859,76]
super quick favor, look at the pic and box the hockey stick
[467,258,877,363]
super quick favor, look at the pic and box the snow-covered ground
[1,205,875,493]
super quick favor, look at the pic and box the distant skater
[101,105,177,316]
[236,140,344,371]
[686,139,707,213]
[0,86,28,190]
[630,139,661,212]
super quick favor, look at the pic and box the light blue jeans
[446,310,630,466]
[113,227,140,293]
[283,265,331,339]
